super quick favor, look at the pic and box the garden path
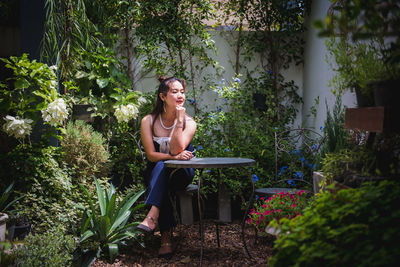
[93,221,274,266]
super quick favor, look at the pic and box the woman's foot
[137,215,158,234]
[158,231,173,259]
[158,242,173,259]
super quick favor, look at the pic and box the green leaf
[110,210,131,233]
[109,93,122,102]
[80,230,95,243]
[96,78,109,88]
[14,78,30,89]
[75,70,89,79]
[95,177,107,216]
[115,189,145,219]
[107,243,119,262]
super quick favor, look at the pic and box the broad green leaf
[14,78,30,89]
[106,193,117,220]
[110,210,131,232]
[96,78,109,88]
[80,230,95,243]
[107,243,119,262]
[95,177,107,216]
[115,189,145,218]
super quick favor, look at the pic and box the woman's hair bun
[158,75,167,83]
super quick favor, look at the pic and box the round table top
[164,157,255,169]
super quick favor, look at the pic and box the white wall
[133,29,305,121]
[131,1,357,128]
[302,0,356,130]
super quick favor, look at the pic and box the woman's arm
[169,109,197,155]
[141,115,194,162]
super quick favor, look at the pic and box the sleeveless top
[150,115,174,154]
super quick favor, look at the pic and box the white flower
[114,104,139,123]
[49,80,58,90]
[50,65,57,72]
[138,96,147,104]
[3,115,33,139]
[42,98,69,125]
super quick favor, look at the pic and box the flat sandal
[137,216,158,234]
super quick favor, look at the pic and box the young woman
[137,76,196,259]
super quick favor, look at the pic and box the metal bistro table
[164,157,255,266]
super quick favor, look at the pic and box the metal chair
[255,128,325,197]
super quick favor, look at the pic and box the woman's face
[161,80,185,108]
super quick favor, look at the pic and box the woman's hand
[173,150,194,161]
[176,106,186,124]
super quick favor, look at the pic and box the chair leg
[216,223,220,248]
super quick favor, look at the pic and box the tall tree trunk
[188,45,199,116]
[124,26,135,89]
[235,21,243,76]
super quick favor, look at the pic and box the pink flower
[292,204,296,208]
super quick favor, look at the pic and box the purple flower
[252,174,259,182]
[188,99,195,104]
[294,171,303,179]
[234,77,241,83]
[278,166,288,176]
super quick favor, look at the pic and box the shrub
[4,144,105,234]
[61,120,110,183]
[13,226,75,267]
[268,180,400,266]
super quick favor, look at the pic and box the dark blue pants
[145,161,195,232]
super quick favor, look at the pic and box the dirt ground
[93,221,275,267]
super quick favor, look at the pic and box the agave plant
[74,177,145,266]
[0,182,25,214]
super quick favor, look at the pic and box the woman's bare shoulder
[142,114,152,122]
[185,114,196,125]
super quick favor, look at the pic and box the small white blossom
[42,98,69,125]
[3,115,33,139]
[114,104,139,123]
[138,96,147,104]
[49,80,58,90]
[50,65,57,72]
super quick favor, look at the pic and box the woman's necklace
[159,115,176,130]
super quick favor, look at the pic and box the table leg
[241,167,254,258]
[197,169,204,267]
[168,168,182,225]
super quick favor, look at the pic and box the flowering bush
[247,190,312,231]
[0,54,69,142]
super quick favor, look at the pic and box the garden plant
[1,0,398,266]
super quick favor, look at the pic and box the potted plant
[315,0,400,106]
[0,182,24,242]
